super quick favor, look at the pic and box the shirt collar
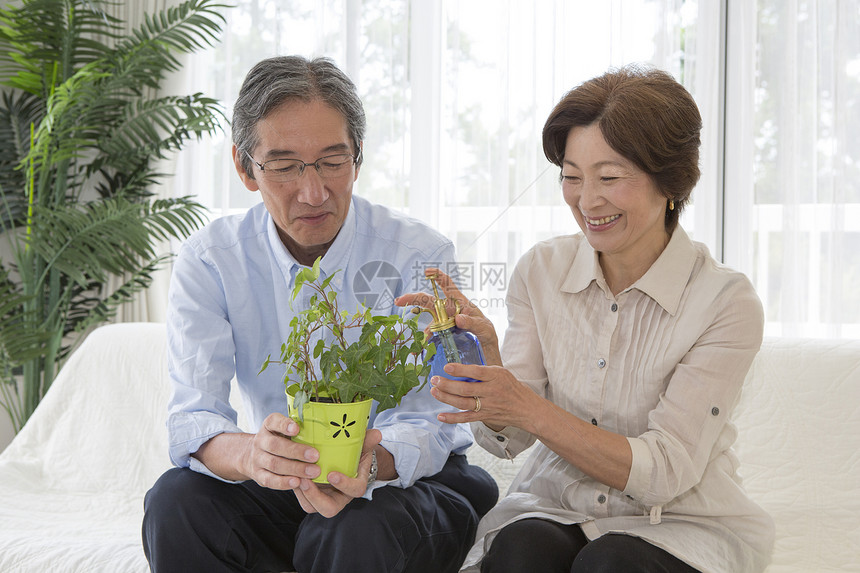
[560,226,698,316]
[561,236,602,295]
[266,198,357,289]
[633,226,697,316]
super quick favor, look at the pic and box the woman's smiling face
[561,123,670,273]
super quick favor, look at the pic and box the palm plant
[0,0,228,432]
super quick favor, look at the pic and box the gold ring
[473,396,481,413]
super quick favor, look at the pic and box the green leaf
[373,314,399,326]
[313,338,325,359]
[262,257,430,415]
[257,355,271,375]
[424,341,437,363]
[396,345,411,365]
[293,389,308,422]
[310,256,321,280]
[320,269,339,290]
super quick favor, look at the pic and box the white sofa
[0,322,857,572]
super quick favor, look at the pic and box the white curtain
[175,0,719,338]
[724,0,860,338]
[105,0,186,324]
[170,0,860,339]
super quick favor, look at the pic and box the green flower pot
[287,391,372,484]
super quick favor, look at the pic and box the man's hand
[243,412,327,489]
[193,412,322,488]
[293,429,383,518]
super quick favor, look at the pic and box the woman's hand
[430,362,542,433]
[395,268,502,366]
[434,363,632,491]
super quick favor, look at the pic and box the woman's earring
[669,200,675,211]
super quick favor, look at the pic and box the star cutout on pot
[330,413,356,439]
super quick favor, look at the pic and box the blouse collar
[561,226,699,316]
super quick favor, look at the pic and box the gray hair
[232,55,366,177]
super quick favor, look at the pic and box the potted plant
[259,257,436,483]
[0,0,228,432]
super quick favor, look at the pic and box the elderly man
[142,55,497,573]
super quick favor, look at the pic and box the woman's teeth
[586,214,620,225]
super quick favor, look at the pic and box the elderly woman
[399,66,774,573]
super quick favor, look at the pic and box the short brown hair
[542,65,701,232]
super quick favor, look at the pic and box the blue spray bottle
[413,275,485,381]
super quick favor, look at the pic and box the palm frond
[145,196,209,239]
[0,0,120,94]
[0,91,43,230]
[96,94,225,164]
[0,0,228,432]
[19,46,226,192]
[91,165,161,200]
[124,0,227,59]
[67,256,166,335]
[27,196,206,287]
[0,90,43,161]
[0,265,53,366]
[23,62,111,171]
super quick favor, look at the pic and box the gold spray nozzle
[423,275,460,331]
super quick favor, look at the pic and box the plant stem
[21,358,39,429]
[25,123,34,252]
[0,372,24,433]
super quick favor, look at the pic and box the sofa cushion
[0,322,170,572]
[732,337,860,572]
[0,326,856,573]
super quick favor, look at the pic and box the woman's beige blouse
[463,227,775,573]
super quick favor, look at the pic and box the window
[177,0,860,339]
[724,0,860,338]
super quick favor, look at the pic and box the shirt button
[611,303,618,312]
[597,358,606,368]
[591,418,597,426]
[496,435,506,442]
[597,494,607,503]
[711,406,720,416]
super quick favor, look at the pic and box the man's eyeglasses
[245,150,360,184]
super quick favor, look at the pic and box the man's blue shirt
[166,195,471,492]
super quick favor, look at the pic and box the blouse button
[597,494,607,504]
[597,358,606,368]
[496,435,506,442]
[611,303,618,312]
[711,406,720,416]
[591,418,597,426]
